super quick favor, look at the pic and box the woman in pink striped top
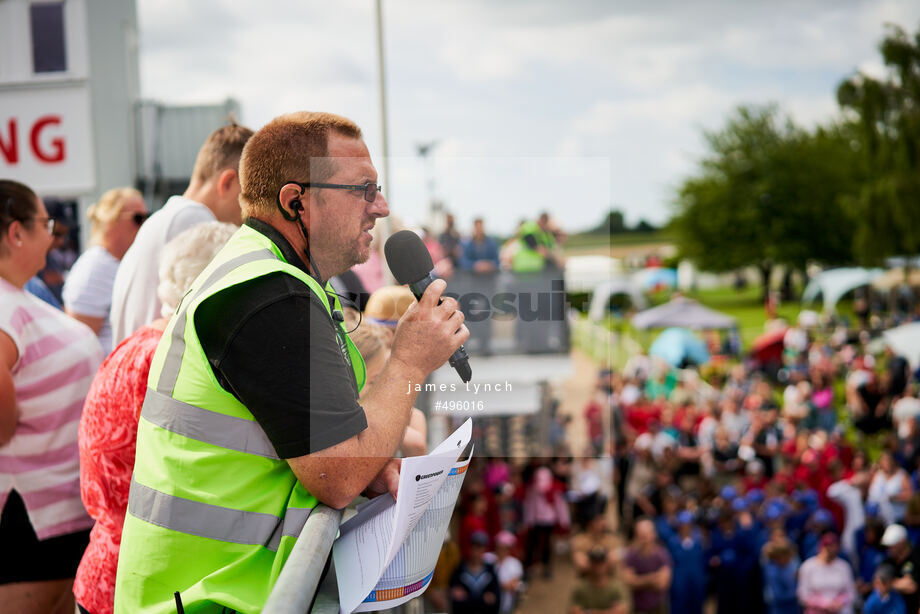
[0,180,103,614]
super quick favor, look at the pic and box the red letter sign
[30,115,65,163]
[0,119,17,164]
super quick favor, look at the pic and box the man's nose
[369,193,389,218]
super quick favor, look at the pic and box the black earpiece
[332,309,344,323]
[291,198,303,211]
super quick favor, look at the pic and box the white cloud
[134,0,920,231]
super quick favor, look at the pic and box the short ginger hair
[191,122,254,185]
[238,111,362,218]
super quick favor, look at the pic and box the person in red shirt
[74,223,237,614]
[460,494,492,559]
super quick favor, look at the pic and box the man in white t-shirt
[109,123,253,344]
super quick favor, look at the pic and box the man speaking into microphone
[115,112,469,614]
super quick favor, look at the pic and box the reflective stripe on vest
[128,478,311,552]
[141,388,279,459]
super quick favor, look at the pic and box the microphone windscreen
[385,230,435,285]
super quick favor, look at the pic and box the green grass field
[562,231,672,250]
[682,286,799,349]
[602,285,856,354]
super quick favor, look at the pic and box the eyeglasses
[32,216,56,235]
[289,181,382,203]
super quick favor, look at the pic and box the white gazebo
[631,296,736,330]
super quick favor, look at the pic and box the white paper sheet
[334,419,472,613]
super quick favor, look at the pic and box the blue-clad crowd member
[458,218,500,272]
[665,511,706,614]
[856,514,888,599]
[786,489,819,546]
[800,508,839,561]
[761,537,800,614]
[709,504,765,614]
[864,565,907,614]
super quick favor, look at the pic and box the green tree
[837,23,920,264]
[671,106,862,299]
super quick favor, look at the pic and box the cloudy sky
[137,0,920,235]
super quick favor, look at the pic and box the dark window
[30,2,67,73]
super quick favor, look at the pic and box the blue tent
[649,327,710,367]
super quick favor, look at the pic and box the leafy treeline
[671,23,920,298]
[587,210,658,236]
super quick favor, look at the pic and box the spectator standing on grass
[797,533,856,614]
[569,546,628,614]
[490,531,524,614]
[523,465,570,578]
[664,511,706,614]
[856,513,887,600]
[573,513,619,575]
[622,518,672,614]
[460,493,492,558]
[879,524,920,613]
[863,565,906,614]
[450,530,500,614]
[62,187,148,355]
[868,452,912,525]
[762,537,800,614]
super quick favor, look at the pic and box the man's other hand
[362,458,402,500]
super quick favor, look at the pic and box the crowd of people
[420,443,617,614]
[346,209,567,306]
[610,312,920,614]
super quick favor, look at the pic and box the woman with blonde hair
[0,180,104,614]
[364,284,416,329]
[63,187,147,353]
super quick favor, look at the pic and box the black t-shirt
[884,547,920,613]
[890,355,909,397]
[194,218,368,459]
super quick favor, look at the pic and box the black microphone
[384,229,472,383]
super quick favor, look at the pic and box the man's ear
[217,168,238,196]
[278,184,312,227]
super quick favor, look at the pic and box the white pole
[375,0,395,284]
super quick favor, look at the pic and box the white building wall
[0,0,138,249]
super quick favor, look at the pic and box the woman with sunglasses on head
[0,179,104,614]
[63,188,148,354]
